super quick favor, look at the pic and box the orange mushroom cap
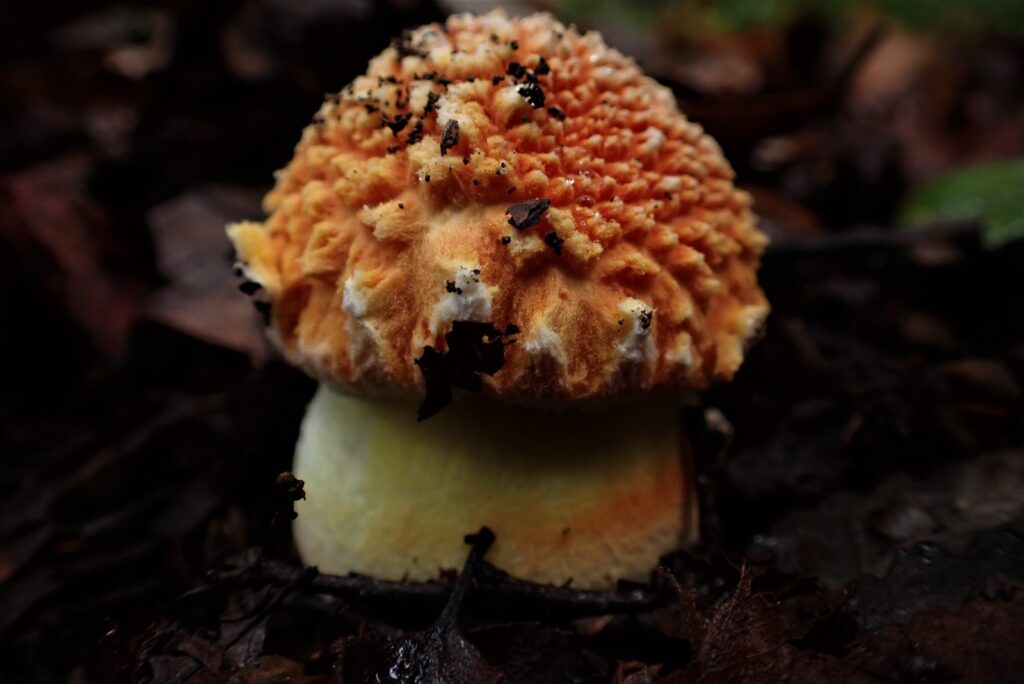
[229,10,768,406]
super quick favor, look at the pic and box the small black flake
[387,145,400,154]
[507,62,527,80]
[365,104,379,113]
[491,75,503,85]
[501,236,511,245]
[472,179,480,186]
[384,75,400,84]
[638,310,653,330]
[490,33,499,43]
[398,203,405,209]
[238,280,262,295]
[424,91,440,115]
[406,120,424,145]
[543,231,564,255]
[509,40,519,50]
[414,321,518,420]
[535,56,550,75]
[440,120,460,156]
[382,112,412,135]
[232,262,244,277]
[507,198,551,229]
[618,319,624,326]
[445,280,462,295]
[462,156,470,165]
[518,81,545,108]
[507,187,516,195]
[423,174,431,183]
[547,106,566,120]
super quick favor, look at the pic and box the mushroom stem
[292,385,698,589]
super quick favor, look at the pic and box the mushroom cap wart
[229,10,768,405]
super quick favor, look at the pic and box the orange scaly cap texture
[229,11,768,405]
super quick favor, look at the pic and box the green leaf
[898,158,1024,249]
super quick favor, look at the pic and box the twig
[766,219,980,259]
[214,552,661,620]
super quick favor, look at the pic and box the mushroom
[228,11,768,589]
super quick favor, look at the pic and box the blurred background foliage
[556,0,1024,39]
[900,158,1024,247]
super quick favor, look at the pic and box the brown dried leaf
[0,155,141,357]
[145,185,269,360]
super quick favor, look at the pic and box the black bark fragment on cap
[507,59,547,109]
[440,120,460,156]
[639,309,653,330]
[543,231,564,255]
[382,112,411,135]
[506,198,551,229]
[393,29,426,59]
[518,81,545,108]
[238,280,261,295]
[406,120,424,145]
[414,321,518,421]
[424,91,440,115]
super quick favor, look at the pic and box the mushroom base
[292,385,698,589]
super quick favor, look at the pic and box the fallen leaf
[899,158,1024,248]
[145,185,269,360]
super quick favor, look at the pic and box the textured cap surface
[229,10,768,404]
